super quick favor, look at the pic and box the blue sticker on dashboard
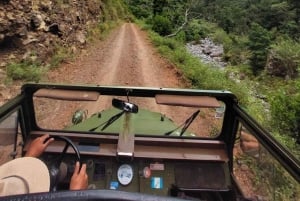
[110,181,119,190]
[151,177,163,189]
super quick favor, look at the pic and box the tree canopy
[125,0,300,145]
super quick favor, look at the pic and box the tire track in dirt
[83,23,183,115]
[84,23,160,114]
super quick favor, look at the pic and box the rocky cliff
[0,0,105,66]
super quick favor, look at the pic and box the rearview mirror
[112,99,138,113]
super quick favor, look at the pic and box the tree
[153,0,167,16]
[125,0,153,18]
[248,23,271,74]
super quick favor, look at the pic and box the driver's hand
[25,134,54,157]
[70,161,88,190]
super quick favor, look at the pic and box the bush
[185,19,202,41]
[211,29,231,45]
[174,30,186,43]
[185,19,219,42]
[50,46,72,68]
[269,81,300,142]
[6,61,44,82]
[268,37,300,78]
[152,15,172,36]
[216,34,250,65]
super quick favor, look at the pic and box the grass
[49,45,73,68]
[6,61,45,82]
[239,149,300,200]
[5,20,124,83]
[142,21,299,200]
[148,29,251,106]
[87,21,121,42]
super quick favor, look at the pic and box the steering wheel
[3,190,189,201]
[47,136,81,192]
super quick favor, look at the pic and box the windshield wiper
[101,111,125,131]
[164,110,200,136]
[179,110,200,136]
[89,111,125,132]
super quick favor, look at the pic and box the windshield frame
[23,83,237,140]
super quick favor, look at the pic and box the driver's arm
[25,135,88,190]
[25,134,54,157]
[70,161,88,190]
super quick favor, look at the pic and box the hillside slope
[0,0,128,104]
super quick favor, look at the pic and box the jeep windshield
[32,85,226,138]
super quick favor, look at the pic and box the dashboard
[26,132,233,200]
[42,154,231,198]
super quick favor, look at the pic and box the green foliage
[131,3,300,198]
[269,37,300,78]
[151,15,172,36]
[6,61,44,82]
[50,46,72,68]
[239,148,300,200]
[185,19,202,41]
[190,0,300,39]
[223,35,251,65]
[102,0,129,21]
[269,81,300,142]
[88,21,120,42]
[173,30,186,43]
[263,1,297,36]
[248,23,271,74]
[148,30,250,105]
[185,19,218,41]
[190,0,250,34]
[272,130,300,159]
[127,0,188,36]
[127,0,153,18]
[211,29,231,45]
[136,18,152,31]
[127,0,300,39]
[152,0,168,15]
[158,0,187,28]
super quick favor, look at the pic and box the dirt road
[48,23,186,89]
[46,23,209,127]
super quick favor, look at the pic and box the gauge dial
[117,164,133,185]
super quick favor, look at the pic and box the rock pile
[186,38,226,68]
[0,0,104,65]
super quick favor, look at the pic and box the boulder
[186,38,226,68]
